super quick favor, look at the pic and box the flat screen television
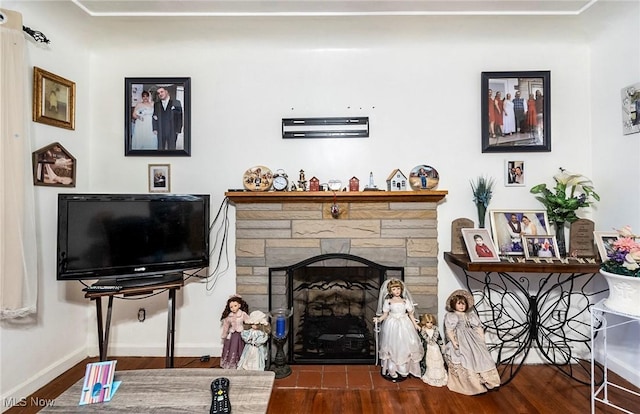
[57,193,210,286]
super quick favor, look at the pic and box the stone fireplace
[226,190,447,362]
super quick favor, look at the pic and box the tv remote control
[210,377,231,413]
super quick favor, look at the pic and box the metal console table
[84,277,184,368]
[445,252,606,385]
[591,299,640,414]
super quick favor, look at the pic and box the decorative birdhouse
[349,176,360,192]
[309,176,320,191]
[386,169,408,191]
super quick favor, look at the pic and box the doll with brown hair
[443,289,500,395]
[220,295,249,369]
[373,278,424,380]
[418,313,448,387]
[237,310,271,371]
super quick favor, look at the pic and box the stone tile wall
[232,199,440,317]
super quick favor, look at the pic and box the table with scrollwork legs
[445,252,607,385]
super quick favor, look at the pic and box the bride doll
[373,278,424,380]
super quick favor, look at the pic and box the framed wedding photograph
[505,160,525,186]
[594,231,619,261]
[148,164,170,193]
[125,77,191,156]
[489,210,550,255]
[522,235,560,260]
[32,67,75,130]
[32,142,76,187]
[461,228,501,262]
[481,71,550,153]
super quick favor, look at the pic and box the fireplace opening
[269,253,403,364]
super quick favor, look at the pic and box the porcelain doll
[443,289,500,395]
[220,295,249,369]
[373,278,424,380]
[418,313,448,387]
[237,310,271,371]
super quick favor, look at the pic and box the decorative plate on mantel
[242,165,273,191]
[408,165,439,190]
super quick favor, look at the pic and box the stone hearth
[226,190,447,318]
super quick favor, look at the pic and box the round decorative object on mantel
[599,269,640,316]
[243,165,273,192]
[408,165,439,191]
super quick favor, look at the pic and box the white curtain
[0,9,38,319]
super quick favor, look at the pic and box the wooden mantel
[225,190,448,203]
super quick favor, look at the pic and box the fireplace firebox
[269,253,403,364]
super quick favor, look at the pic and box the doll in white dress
[237,310,271,371]
[418,313,448,387]
[373,278,424,380]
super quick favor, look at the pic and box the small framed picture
[621,82,640,135]
[32,67,76,130]
[593,231,619,261]
[522,235,560,259]
[148,164,170,193]
[481,71,551,153]
[32,142,76,187]
[461,228,501,262]
[505,160,525,186]
[489,210,551,255]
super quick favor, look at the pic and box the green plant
[470,176,495,208]
[530,167,599,224]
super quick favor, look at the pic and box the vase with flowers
[471,176,495,228]
[599,226,640,316]
[530,167,599,257]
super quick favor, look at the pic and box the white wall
[1,0,638,408]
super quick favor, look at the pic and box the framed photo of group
[125,77,191,156]
[489,210,550,255]
[481,71,551,153]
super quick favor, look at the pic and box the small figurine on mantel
[220,295,250,369]
[297,169,307,191]
[365,171,379,191]
[237,310,271,371]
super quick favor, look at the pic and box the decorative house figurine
[349,176,360,192]
[309,176,320,191]
[297,169,307,191]
[386,169,408,192]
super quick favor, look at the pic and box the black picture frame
[125,77,191,156]
[481,71,550,153]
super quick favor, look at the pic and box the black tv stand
[93,273,183,289]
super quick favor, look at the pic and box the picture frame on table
[32,67,75,130]
[125,77,191,156]
[32,142,76,187]
[593,231,619,261]
[148,164,170,193]
[489,209,550,255]
[481,71,550,153]
[505,160,525,186]
[522,235,560,260]
[461,228,501,262]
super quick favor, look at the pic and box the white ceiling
[71,0,599,17]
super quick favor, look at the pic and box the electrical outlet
[138,308,146,322]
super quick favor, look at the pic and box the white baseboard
[98,344,223,358]
[0,348,86,413]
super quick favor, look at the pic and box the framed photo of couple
[481,71,551,153]
[125,77,191,156]
[489,210,550,255]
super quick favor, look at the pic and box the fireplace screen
[269,254,403,364]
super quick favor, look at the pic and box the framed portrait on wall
[125,77,191,156]
[489,210,550,255]
[148,164,170,193]
[621,82,640,135]
[481,71,551,153]
[505,160,525,186]
[32,67,75,130]
[32,142,76,187]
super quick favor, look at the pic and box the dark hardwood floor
[4,357,638,413]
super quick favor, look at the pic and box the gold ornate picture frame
[33,67,76,130]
